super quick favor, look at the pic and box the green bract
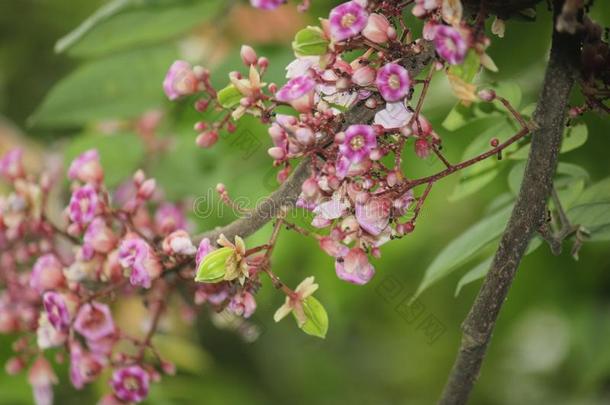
[294,296,328,339]
[217,84,242,109]
[194,247,233,283]
[292,26,328,57]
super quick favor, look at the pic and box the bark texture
[439,2,581,404]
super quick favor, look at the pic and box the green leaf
[568,177,610,241]
[510,123,588,160]
[454,257,492,297]
[66,0,222,58]
[31,45,177,127]
[217,84,242,109]
[442,102,476,131]
[491,81,522,111]
[573,177,610,206]
[442,82,522,131]
[448,50,480,82]
[195,247,233,283]
[561,124,588,153]
[295,296,328,339]
[55,0,134,54]
[64,133,145,187]
[454,237,542,296]
[509,162,589,206]
[449,120,515,201]
[292,26,329,57]
[412,204,512,300]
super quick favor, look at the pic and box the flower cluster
[162,0,503,289]
[0,147,271,403]
[1,0,552,403]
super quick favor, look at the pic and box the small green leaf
[295,296,328,339]
[448,49,480,82]
[442,103,476,131]
[413,204,513,300]
[561,124,588,153]
[217,84,242,109]
[195,247,233,283]
[292,26,329,57]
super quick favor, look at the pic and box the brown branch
[439,2,581,404]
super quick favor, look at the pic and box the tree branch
[438,2,581,404]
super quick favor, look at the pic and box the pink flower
[28,356,57,405]
[111,365,150,403]
[30,254,65,294]
[434,25,468,65]
[355,197,391,235]
[0,148,24,180]
[162,230,196,256]
[250,0,285,10]
[335,247,375,285]
[163,60,199,101]
[228,291,257,318]
[154,203,187,234]
[339,125,377,163]
[68,185,99,226]
[42,292,71,332]
[195,238,214,268]
[319,237,349,258]
[69,342,106,390]
[73,302,115,342]
[412,0,440,17]
[84,218,117,254]
[68,149,104,184]
[118,238,153,288]
[195,283,230,306]
[376,63,411,102]
[276,75,315,102]
[374,101,413,129]
[329,1,369,42]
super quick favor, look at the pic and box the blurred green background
[1,0,610,404]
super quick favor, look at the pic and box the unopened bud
[240,45,258,66]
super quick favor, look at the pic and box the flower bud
[240,45,258,66]
[295,127,314,145]
[478,89,496,102]
[138,179,156,200]
[363,13,391,44]
[352,65,376,87]
[414,139,431,158]
[267,147,286,161]
[196,130,219,148]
